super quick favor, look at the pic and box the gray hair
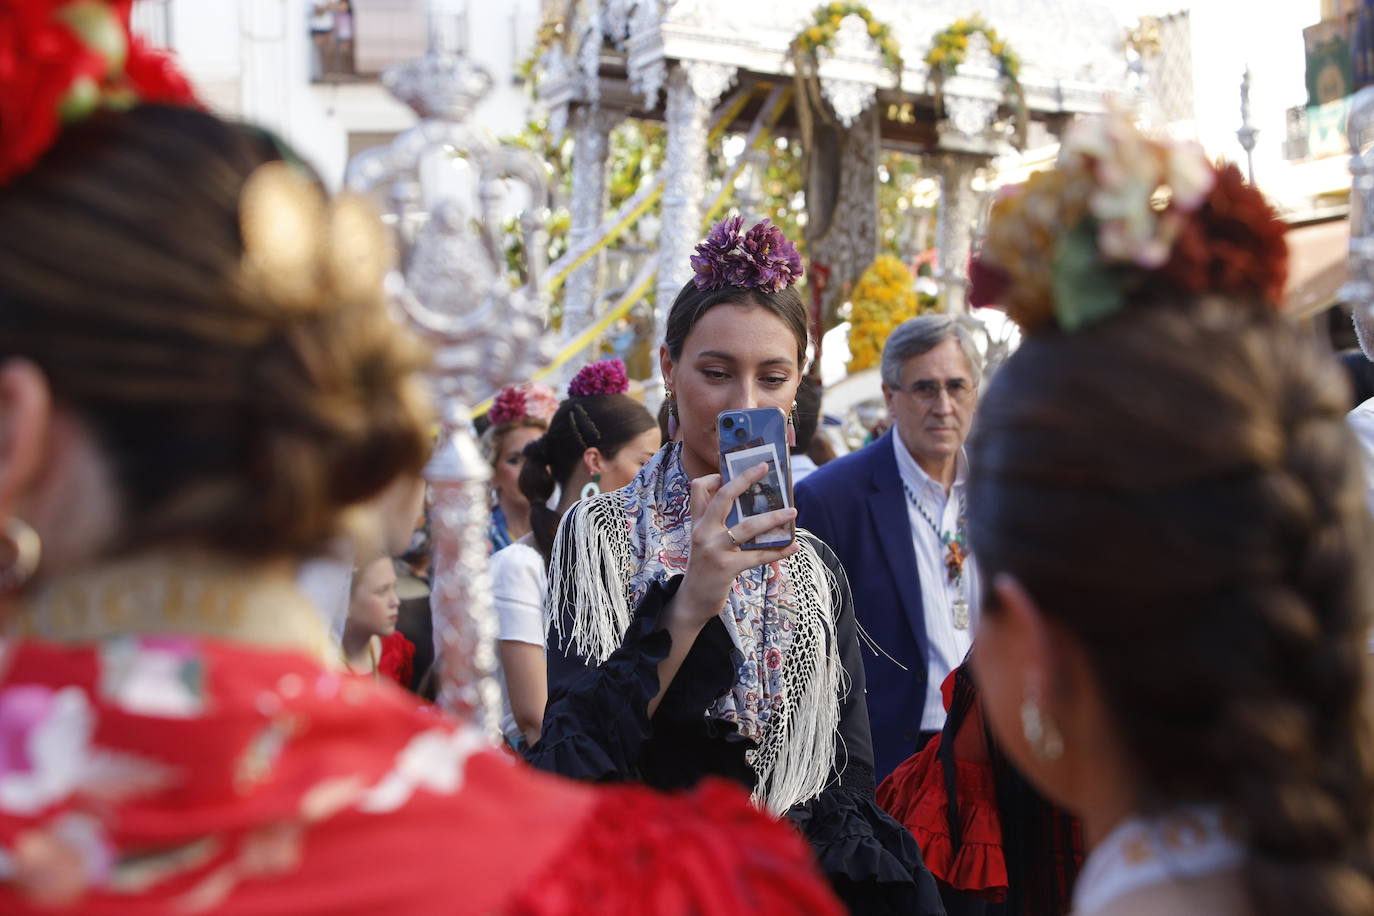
[879,314,983,388]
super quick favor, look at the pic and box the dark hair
[663,279,809,370]
[0,106,430,559]
[519,393,656,559]
[791,378,821,454]
[968,297,1374,916]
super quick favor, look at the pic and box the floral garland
[924,15,1021,80]
[793,2,903,78]
[924,16,1026,148]
[846,254,932,372]
[970,110,1289,334]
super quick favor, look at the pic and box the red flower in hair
[0,0,198,185]
[488,383,559,426]
[1161,163,1288,306]
[967,251,1011,311]
[123,36,196,105]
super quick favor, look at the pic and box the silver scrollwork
[940,94,1000,142]
[651,63,711,396]
[683,60,738,107]
[820,77,877,128]
[1344,86,1374,327]
[829,14,872,59]
[345,43,554,738]
[630,57,668,109]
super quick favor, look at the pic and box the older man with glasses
[796,315,983,781]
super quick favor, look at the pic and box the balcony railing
[311,0,427,83]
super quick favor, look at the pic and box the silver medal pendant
[953,596,970,630]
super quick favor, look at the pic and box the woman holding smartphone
[528,218,940,915]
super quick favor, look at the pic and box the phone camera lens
[734,428,746,440]
[722,417,734,429]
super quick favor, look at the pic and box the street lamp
[1238,66,1259,184]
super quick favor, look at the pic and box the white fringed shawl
[547,443,845,815]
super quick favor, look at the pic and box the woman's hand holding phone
[647,463,797,717]
[675,463,798,628]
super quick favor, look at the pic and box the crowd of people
[4,2,1374,914]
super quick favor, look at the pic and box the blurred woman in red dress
[0,2,843,912]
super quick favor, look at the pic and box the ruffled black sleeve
[527,576,754,790]
[790,535,946,916]
[524,577,674,780]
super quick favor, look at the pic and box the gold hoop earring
[1021,686,1064,762]
[0,517,41,592]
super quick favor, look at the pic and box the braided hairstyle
[519,394,656,560]
[968,296,1374,916]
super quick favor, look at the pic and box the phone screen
[717,407,795,549]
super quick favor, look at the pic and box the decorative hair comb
[0,0,199,185]
[488,382,559,426]
[568,359,629,398]
[969,108,1287,334]
[690,216,803,293]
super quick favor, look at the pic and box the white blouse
[1072,806,1243,914]
[490,539,547,745]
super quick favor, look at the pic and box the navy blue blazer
[795,429,928,782]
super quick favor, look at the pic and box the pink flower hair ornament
[487,383,559,427]
[567,359,629,398]
[690,216,803,294]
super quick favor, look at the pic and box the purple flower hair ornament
[567,359,630,398]
[690,217,803,294]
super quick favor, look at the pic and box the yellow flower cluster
[980,167,1093,332]
[847,255,928,372]
[924,15,1021,80]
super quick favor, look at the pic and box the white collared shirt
[892,430,980,732]
[1348,398,1374,520]
[1347,398,1374,654]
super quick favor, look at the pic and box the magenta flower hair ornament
[568,359,630,398]
[691,217,804,294]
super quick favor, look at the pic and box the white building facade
[134,0,543,188]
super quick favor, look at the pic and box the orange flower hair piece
[1160,162,1288,305]
[973,110,1288,335]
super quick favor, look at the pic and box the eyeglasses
[897,378,976,404]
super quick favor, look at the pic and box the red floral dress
[0,636,843,914]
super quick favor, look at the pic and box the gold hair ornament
[237,162,392,318]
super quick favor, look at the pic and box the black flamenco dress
[526,534,945,916]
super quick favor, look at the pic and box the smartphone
[717,407,796,550]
